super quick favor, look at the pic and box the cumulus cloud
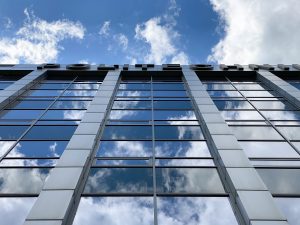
[208,0,300,64]
[0,8,85,64]
[132,0,189,64]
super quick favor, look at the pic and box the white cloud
[208,0,300,64]
[114,33,128,51]
[0,8,85,64]
[132,0,189,64]
[99,21,111,37]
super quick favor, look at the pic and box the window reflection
[102,126,152,140]
[84,168,153,194]
[275,198,300,225]
[157,197,238,225]
[109,110,151,120]
[230,126,283,140]
[0,197,37,225]
[155,126,204,140]
[156,168,225,193]
[214,100,253,110]
[0,141,15,157]
[220,111,264,120]
[73,197,154,225]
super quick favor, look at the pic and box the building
[0,63,299,225]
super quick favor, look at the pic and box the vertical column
[182,69,288,225]
[257,71,300,107]
[0,70,46,109]
[24,70,120,225]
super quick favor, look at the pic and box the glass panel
[261,111,300,120]
[154,110,196,120]
[116,91,150,97]
[41,110,86,120]
[239,141,299,158]
[208,90,242,98]
[69,83,100,89]
[84,168,153,193]
[275,198,300,225]
[112,101,151,109]
[23,126,77,140]
[234,83,266,90]
[9,100,53,109]
[0,110,43,120]
[155,141,211,157]
[257,168,300,194]
[0,197,37,225]
[0,141,15,157]
[156,168,225,193]
[0,159,57,167]
[154,120,199,125]
[102,126,152,140]
[109,110,151,120]
[153,101,193,109]
[62,90,97,97]
[95,159,150,166]
[155,126,204,140]
[220,111,264,120]
[7,141,67,158]
[278,127,300,140]
[0,82,13,89]
[157,197,238,225]
[97,141,152,157]
[119,83,151,90]
[153,91,187,97]
[156,159,214,166]
[51,101,91,109]
[26,90,63,97]
[153,83,185,90]
[251,100,296,110]
[230,126,284,140]
[38,83,69,89]
[241,91,278,98]
[214,100,254,110]
[0,126,29,140]
[0,168,50,194]
[204,83,235,90]
[73,197,154,225]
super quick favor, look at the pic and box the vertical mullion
[151,77,158,225]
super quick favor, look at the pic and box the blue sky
[0,0,299,64]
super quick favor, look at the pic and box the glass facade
[1,65,300,225]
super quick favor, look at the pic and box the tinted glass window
[97,141,152,157]
[153,101,193,109]
[214,100,253,110]
[154,110,196,120]
[73,197,154,225]
[51,101,91,109]
[7,141,67,158]
[0,126,29,140]
[41,110,86,120]
[230,126,283,140]
[0,110,43,120]
[0,141,15,157]
[117,91,150,97]
[155,141,211,157]
[257,169,300,195]
[155,126,204,140]
[119,83,150,90]
[84,168,153,194]
[262,111,300,121]
[156,159,214,166]
[157,197,238,225]
[156,168,224,193]
[9,100,52,109]
[220,111,264,120]
[153,91,187,97]
[23,126,77,140]
[251,100,296,110]
[112,101,151,109]
[102,126,152,140]
[109,110,151,120]
[278,127,300,140]
[153,83,185,90]
[208,91,242,98]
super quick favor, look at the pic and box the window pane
[7,141,67,158]
[155,126,204,140]
[112,101,151,109]
[84,168,153,194]
[0,158,57,167]
[23,126,77,140]
[95,159,150,166]
[0,197,37,225]
[69,83,100,89]
[204,83,235,90]
[9,100,53,109]
[154,101,193,109]
[261,111,300,120]
[117,91,150,97]
[275,198,300,225]
[27,90,63,97]
[51,101,91,109]
[73,197,154,225]
[234,83,266,90]
[156,159,214,166]
[155,141,211,157]
[214,100,253,110]
[62,90,97,97]
[0,168,50,194]
[153,91,187,97]
[154,110,196,120]
[220,111,264,120]
[38,83,69,89]
[41,110,86,120]
[119,83,150,90]
[0,141,15,157]
[97,141,152,157]
[153,83,185,90]
[251,100,296,110]
[241,91,279,98]
[239,141,299,158]
[278,127,300,140]
[208,90,242,98]
[230,126,283,140]
[0,126,29,140]
[102,126,152,140]
[257,168,300,195]
[109,110,151,120]
[0,110,43,120]
[157,197,238,225]
[156,168,224,193]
